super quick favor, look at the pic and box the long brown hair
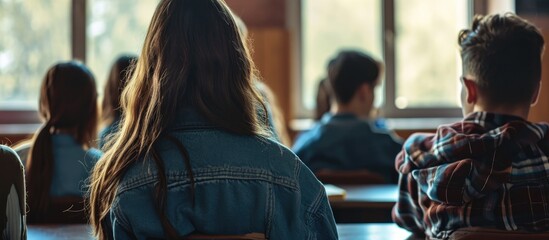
[27,61,98,221]
[101,55,137,125]
[89,0,267,239]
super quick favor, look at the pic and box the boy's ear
[357,83,371,101]
[463,78,478,104]
[531,81,542,106]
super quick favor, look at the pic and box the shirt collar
[463,111,526,130]
[320,112,359,124]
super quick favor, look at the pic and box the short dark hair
[328,50,380,104]
[459,13,544,107]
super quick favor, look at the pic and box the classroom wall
[227,0,294,124]
[226,0,286,28]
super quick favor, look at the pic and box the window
[393,0,468,109]
[0,0,71,109]
[0,0,157,112]
[87,0,157,90]
[301,0,383,110]
[0,0,518,120]
[300,0,515,118]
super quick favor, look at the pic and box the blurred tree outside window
[87,0,157,93]
[0,0,158,109]
[0,0,514,118]
[301,0,383,110]
[302,0,470,116]
[394,0,468,109]
[0,0,71,109]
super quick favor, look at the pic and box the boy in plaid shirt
[392,13,548,239]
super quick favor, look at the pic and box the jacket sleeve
[296,162,338,240]
[392,172,426,237]
[399,131,512,205]
[413,156,511,205]
[309,187,338,240]
[110,204,137,240]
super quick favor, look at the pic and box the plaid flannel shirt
[392,112,549,239]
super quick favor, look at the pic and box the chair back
[315,169,386,185]
[0,145,26,238]
[185,233,266,240]
[27,196,87,224]
[438,227,549,240]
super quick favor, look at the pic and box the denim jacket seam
[309,186,326,215]
[118,169,299,195]
[117,174,158,194]
[293,157,301,183]
[170,126,219,132]
[305,183,327,236]
[112,199,133,233]
[265,184,274,238]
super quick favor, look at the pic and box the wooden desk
[337,223,417,240]
[29,223,418,240]
[329,185,398,223]
[28,224,93,240]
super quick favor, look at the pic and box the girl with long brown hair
[88,0,337,239]
[24,61,101,223]
[99,55,137,149]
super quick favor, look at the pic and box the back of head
[459,13,544,108]
[38,61,98,144]
[102,55,138,124]
[28,61,97,221]
[120,0,263,142]
[328,50,380,104]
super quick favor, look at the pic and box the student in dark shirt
[293,50,402,183]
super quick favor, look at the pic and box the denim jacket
[108,108,338,240]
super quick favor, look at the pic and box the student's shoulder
[0,146,24,179]
[86,147,103,160]
[252,137,307,172]
[404,131,437,147]
[292,123,327,149]
[0,145,22,165]
[532,121,549,132]
[256,136,300,161]
[367,120,402,139]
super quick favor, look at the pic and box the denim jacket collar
[168,106,216,130]
[463,111,526,130]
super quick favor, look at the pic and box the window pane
[87,0,158,95]
[0,0,71,109]
[488,0,515,14]
[394,0,469,109]
[302,0,383,111]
